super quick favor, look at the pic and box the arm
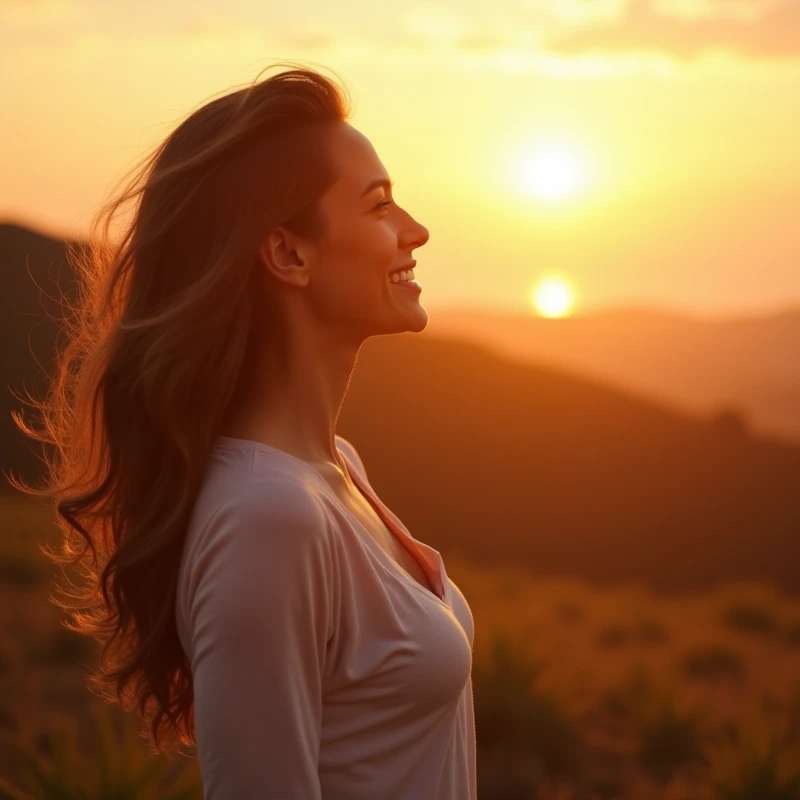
[186,481,335,799]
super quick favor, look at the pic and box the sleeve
[186,481,336,800]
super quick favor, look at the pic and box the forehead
[326,123,389,195]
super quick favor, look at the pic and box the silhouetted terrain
[1,222,85,483]
[3,221,799,593]
[428,304,800,445]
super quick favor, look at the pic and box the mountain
[426,305,800,445]
[1,222,85,484]
[343,331,800,594]
[3,221,799,593]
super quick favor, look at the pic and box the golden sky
[1,0,798,318]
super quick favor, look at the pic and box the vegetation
[3,495,800,799]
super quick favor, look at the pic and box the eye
[376,199,393,211]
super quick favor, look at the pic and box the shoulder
[335,434,368,480]
[221,471,327,521]
[183,461,340,585]
[182,474,338,630]
[207,474,332,550]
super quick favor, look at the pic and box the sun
[532,277,576,318]
[520,143,590,201]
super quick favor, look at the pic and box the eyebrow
[360,178,395,198]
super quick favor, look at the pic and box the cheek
[335,223,392,261]
[361,217,397,254]
[324,222,396,287]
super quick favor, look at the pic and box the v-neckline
[338,456,448,605]
[213,434,449,607]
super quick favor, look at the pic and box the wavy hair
[7,61,352,756]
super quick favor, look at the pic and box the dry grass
[2,497,800,798]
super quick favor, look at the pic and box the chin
[403,307,429,333]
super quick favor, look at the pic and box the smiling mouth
[388,267,416,284]
[389,277,421,291]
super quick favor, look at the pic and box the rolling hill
[3,221,799,593]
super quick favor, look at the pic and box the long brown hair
[7,61,352,756]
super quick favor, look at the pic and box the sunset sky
[1,0,798,318]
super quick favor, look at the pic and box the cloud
[404,6,469,44]
[523,0,628,25]
[543,0,800,60]
[652,0,786,24]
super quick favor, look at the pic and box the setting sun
[532,276,576,318]
[521,143,590,201]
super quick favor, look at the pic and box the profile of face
[258,121,431,340]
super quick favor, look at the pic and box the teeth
[389,269,414,283]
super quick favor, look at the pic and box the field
[2,494,800,799]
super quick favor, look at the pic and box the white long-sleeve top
[175,433,477,799]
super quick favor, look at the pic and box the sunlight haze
[1,0,798,318]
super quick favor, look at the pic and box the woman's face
[297,121,431,338]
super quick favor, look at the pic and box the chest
[338,489,438,599]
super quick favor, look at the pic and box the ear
[256,227,309,288]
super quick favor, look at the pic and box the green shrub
[704,712,800,799]
[0,556,42,589]
[681,644,747,682]
[30,628,95,668]
[555,601,584,624]
[635,617,669,645]
[784,621,800,648]
[473,631,583,781]
[596,624,631,649]
[637,693,707,783]
[4,701,201,799]
[721,603,779,637]
[603,668,707,784]
[0,774,35,799]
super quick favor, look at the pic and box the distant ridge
[3,221,799,593]
[428,301,800,445]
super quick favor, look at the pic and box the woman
[12,62,477,798]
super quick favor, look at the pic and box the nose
[401,219,429,252]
